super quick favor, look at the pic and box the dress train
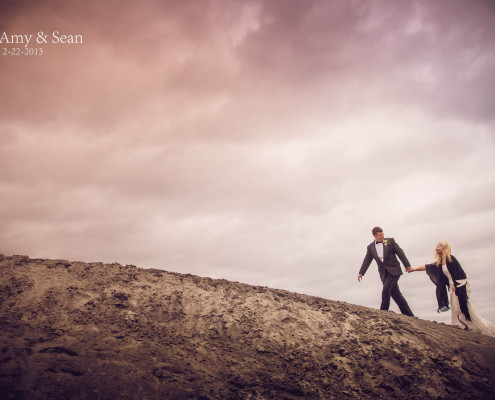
[442,265,495,337]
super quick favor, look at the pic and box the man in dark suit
[358,226,414,316]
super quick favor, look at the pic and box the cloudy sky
[1,0,495,324]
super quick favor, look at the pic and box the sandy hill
[0,255,494,400]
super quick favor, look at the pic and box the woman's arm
[408,265,426,273]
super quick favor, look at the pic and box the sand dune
[1,254,494,399]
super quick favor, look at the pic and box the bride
[410,241,495,337]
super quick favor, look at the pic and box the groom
[358,226,414,316]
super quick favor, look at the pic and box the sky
[1,0,495,325]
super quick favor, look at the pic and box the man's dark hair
[372,226,383,235]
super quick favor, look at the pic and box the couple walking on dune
[358,226,495,337]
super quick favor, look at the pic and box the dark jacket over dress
[425,255,471,321]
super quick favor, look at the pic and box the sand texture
[1,255,494,399]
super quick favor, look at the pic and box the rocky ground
[0,254,494,399]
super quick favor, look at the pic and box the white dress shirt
[375,241,384,262]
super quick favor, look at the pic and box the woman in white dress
[410,241,495,337]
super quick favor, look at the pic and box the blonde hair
[435,241,452,265]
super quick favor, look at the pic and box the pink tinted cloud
[2,0,494,135]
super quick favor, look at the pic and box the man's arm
[358,246,373,281]
[393,239,412,271]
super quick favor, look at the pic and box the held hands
[406,267,413,273]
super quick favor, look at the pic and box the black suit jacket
[359,238,411,282]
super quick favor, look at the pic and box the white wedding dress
[442,265,495,337]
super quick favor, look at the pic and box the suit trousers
[381,271,414,316]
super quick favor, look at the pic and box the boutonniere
[383,239,391,246]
